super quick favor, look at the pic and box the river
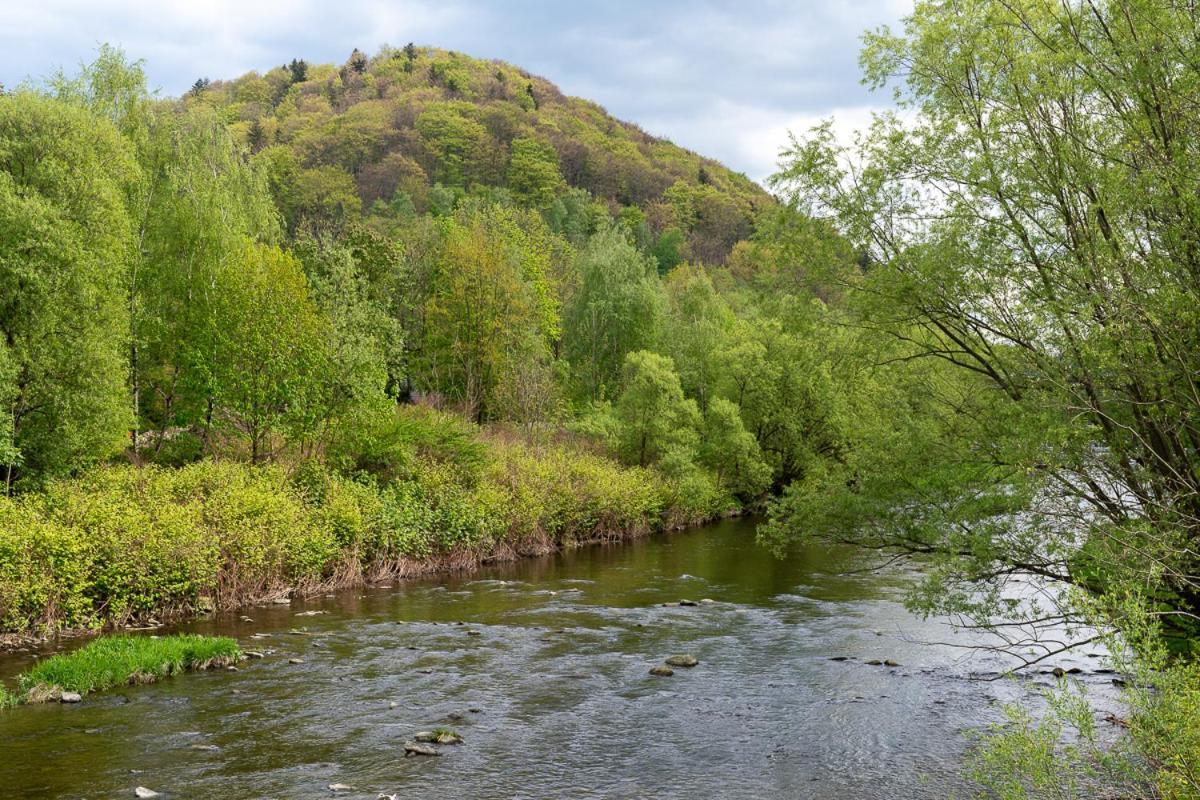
[0,517,1121,799]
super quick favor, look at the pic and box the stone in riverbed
[243,651,264,659]
[883,659,901,667]
[60,691,82,703]
[328,783,355,792]
[679,599,698,607]
[134,788,160,799]
[414,730,463,744]
[865,659,883,666]
[404,741,441,756]
[664,655,698,668]
[288,658,304,665]
[649,666,675,677]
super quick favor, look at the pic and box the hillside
[188,46,772,264]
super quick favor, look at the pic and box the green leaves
[0,93,136,486]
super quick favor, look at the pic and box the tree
[770,0,1200,655]
[0,93,136,486]
[507,137,563,207]
[130,105,279,454]
[419,206,558,421]
[660,264,732,412]
[207,243,330,463]
[564,225,664,401]
[287,59,308,84]
[699,397,770,498]
[415,104,487,186]
[613,351,699,467]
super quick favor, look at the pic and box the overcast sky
[2,0,911,184]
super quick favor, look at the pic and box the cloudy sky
[2,0,911,184]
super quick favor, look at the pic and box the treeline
[0,46,856,510]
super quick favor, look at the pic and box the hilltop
[186,45,772,264]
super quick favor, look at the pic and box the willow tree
[770,0,1200,652]
[563,224,664,401]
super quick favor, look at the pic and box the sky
[1,0,912,185]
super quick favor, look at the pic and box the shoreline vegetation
[0,407,731,649]
[6,634,240,706]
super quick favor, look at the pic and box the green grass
[17,634,240,702]
[0,685,14,709]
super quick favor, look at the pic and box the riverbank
[0,422,734,650]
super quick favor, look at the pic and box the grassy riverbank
[0,410,730,642]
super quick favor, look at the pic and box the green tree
[415,104,486,186]
[660,264,732,412]
[613,351,699,467]
[699,397,771,498]
[564,225,664,401]
[0,93,137,486]
[207,243,330,463]
[419,206,559,421]
[507,137,563,207]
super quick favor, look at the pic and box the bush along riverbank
[8,634,240,705]
[0,408,734,644]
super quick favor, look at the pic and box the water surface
[0,517,1120,799]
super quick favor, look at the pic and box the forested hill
[188,46,771,265]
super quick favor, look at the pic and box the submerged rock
[664,655,698,668]
[649,666,675,677]
[414,730,463,744]
[884,660,901,667]
[829,656,851,662]
[403,741,441,756]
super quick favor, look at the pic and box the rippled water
[0,518,1122,799]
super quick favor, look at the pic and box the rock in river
[328,783,355,792]
[664,655,698,668]
[414,730,463,744]
[679,599,698,607]
[134,788,160,799]
[404,741,441,757]
[60,691,83,703]
[649,666,675,677]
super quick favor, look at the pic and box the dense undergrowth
[0,408,728,638]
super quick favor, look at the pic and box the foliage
[206,243,331,462]
[17,634,239,699]
[564,225,664,401]
[612,351,700,468]
[0,92,136,487]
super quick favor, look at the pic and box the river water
[0,517,1121,799]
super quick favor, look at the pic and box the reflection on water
[0,517,1121,799]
